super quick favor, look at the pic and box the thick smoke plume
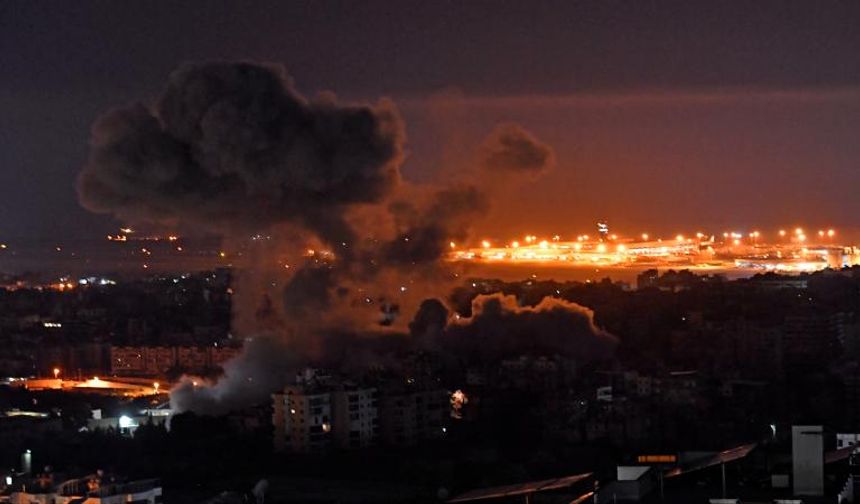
[384,185,489,266]
[77,61,404,245]
[480,122,555,176]
[170,336,294,415]
[77,61,570,415]
[412,293,617,362]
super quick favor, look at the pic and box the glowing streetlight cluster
[450,226,856,274]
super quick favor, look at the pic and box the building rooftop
[448,472,592,503]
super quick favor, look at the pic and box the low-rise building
[87,408,170,436]
[110,345,240,376]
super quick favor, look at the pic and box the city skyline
[4,3,860,503]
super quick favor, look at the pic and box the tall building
[332,387,379,449]
[272,371,378,453]
[272,372,452,452]
[272,383,334,453]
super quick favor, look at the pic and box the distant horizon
[5,2,860,241]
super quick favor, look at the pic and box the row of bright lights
[462,228,838,250]
[49,368,163,394]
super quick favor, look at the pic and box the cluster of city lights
[449,226,856,273]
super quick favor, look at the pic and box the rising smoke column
[169,336,295,415]
[77,61,571,415]
[275,182,490,335]
[76,62,407,414]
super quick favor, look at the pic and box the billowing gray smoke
[170,336,294,415]
[412,293,617,362]
[77,61,571,415]
[76,61,409,414]
[77,62,404,245]
[480,122,555,176]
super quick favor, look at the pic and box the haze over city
[4,2,860,245]
[3,2,860,504]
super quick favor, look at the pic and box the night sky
[3,1,860,243]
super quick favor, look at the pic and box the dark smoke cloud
[413,293,616,362]
[274,183,488,333]
[77,62,405,244]
[480,122,555,176]
[77,62,408,415]
[383,185,489,266]
[281,264,338,319]
[79,62,567,416]
[409,298,449,335]
[170,327,416,416]
[409,298,449,350]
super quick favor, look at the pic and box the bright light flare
[451,389,468,420]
